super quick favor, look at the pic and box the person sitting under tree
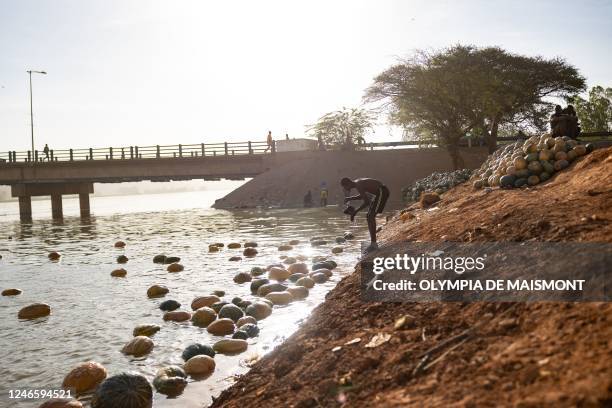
[341,177,390,252]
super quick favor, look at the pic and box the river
[0,190,365,407]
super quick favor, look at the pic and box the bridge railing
[0,141,272,163]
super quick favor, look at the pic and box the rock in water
[153,366,187,397]
[296,277,315,289]
[62,362,107,394]
[147,285,168,298]
[232,330,249,340]
[250,278,270,294]
[116,255,128,264]
[237,316,257,327]
[227,242,241,249]
[265,291,293,305]
[213,339,248,354]
[288,273,306,282]
[110,268,127,277]
[164,256,181,264]
[182,343,215,361]
[206,318,235,336]
[244,242,258,248]
[250,267,265,276]
[218,304,244,322]
[229,256,242,262]
[18,303,50,319]
[331,247,343,254]
[2,288,22,296]
[245,302,273,320]
[166,263,184,272]
[48,252,61,261]
[114,241,126,248]
[343,232,355,240]
[212,290,225,297]
[91,373,152,408]
[243,247,258,257]
[278,245,293,251]
[121,336,153,357]
[233,272,252,284]
[335,237,346,244]
[239,323,260,338]
[159,299,181,312]
[152,254,166,264]
[163,311,191,322]
[210,301,229,313]
[268,267,290,281]
[208,245,219,252]
[132,324,161,337]
[312,268,332,278]
[287,286,309,300]
[311,272,329,283]
[257,283,288,296]
[191,307,217,327]
[287,263,308,275]
[184,355,216,377]
[191,295,221,310]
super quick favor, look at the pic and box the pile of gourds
[472,135,593,189]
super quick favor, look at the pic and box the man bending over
[341,177,390,252]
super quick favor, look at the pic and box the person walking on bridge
[341,177,389,252]
[43,144,50,161]
[265,131,274,152]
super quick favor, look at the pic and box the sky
[1,0,611,152]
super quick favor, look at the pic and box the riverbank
[210,147,612,407]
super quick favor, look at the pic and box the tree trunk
[486,117,500,154]
[446,142,465,170]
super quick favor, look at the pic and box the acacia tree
[571,86,612,132]
[365,45,585,167]
[306,107,376,149]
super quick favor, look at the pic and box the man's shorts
[368,185,390,216]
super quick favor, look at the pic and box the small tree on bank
[571,86,612,132]
[365,45,585,168]
[307,107,376,149]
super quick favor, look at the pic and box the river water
[0,190,365,408]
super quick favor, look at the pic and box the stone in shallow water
[210,301,229,313]
[62,361,107,394]
[268,267,290,281]
[233,272,252,284]
[287,286,309,300]
[312,268,332,278]
[229,256,242,262]
[182,343,215,361]
[159,299,181,312]
[2,288,22,296]
[164,256,181,264]
[343,232,355,240]
[163,311,191,322]
[166,263,184,272]
[48,251,61,260]
[311,272,329,284]
[227,242,242,249]
[296,276,315,289]
[265,291,293,305]
[213,339,248,354]
[218,304,244,322]
[114,241,126,248]
[239,323,260,338]
[289,239,300,245]
[245,302,272,320]
[282,256,296,264]
[18,303,50,319]
[250,278,270,294]
[278,245,293,251]
[212,290,225,297]
[147,285,168,298]
[288,262,308,275]
[153,366,187,397]
[191,307,216,327]
[132,324,161,337]
[312,261,335,271]
[250,267,265,276]
[243,247,258,257]
[91,373,152,408]
[116,255,128,264]
[206,318,235,336]
[191,295,220,310]
[331,247,343,254]
[110,268,127,277]
[208,245,219,252]
[288,273,306,282]
[184,355,216,377]
[257,282,288,297]
[237,316,257,327]
[121,336,153,357]
[232,330,249,340]
[335,237,346,244]
[244,242,258,248]
[152,254,166,264]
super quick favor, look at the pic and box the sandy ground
[210,147,612,408]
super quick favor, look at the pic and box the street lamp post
[27,70,46,162]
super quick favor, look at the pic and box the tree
[365,45,585,167]
[571,86,612,132]
[306,107,376,149]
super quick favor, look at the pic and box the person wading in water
[341,177,390,252]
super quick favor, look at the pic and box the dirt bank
[213,148,488,210]
[211,148,612,407]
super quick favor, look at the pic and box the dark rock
[182,343,215,361]
[159,299,181,312]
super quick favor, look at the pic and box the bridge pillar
[18,196,32,222]
[79,193,90,218]
[51,194,63,219]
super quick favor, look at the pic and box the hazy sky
[1,0,611,152]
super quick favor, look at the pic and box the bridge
[1,133,609,221]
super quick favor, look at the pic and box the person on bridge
[43,144,50,161]
[341,177,389,252]
[265,131,274,152]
